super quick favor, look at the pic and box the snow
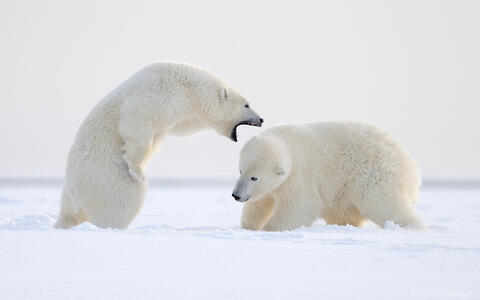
[1,183,479,299]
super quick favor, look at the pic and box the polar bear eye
[244,104,249,108]
[251,177,257,181]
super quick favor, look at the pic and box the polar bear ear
[219,86,229,100]
[275,165,285,175]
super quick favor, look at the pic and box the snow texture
[0,184,479,299]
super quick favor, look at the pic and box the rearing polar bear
[233,122,425,231]
[54,62,263,229]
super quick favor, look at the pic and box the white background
[0,0,479,179]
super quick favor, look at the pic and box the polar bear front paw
[241,221,262,231]
[128,167,145,182]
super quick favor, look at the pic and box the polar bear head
[232,134,291,202]
[204,86,263,142]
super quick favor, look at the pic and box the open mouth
[230,120,263,142]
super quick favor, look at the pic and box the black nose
[259,118,264,124]
[232,193,241,200]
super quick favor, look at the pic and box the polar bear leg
[121,132,152,181]
[119,124,164,182]
[356,188,426,230]
[322,207,368,227]
[262,199,317,231]
[241,195,275,231]
[54,190,86,229]
[54,212,83,229]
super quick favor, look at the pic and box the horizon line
[0,176,479,189]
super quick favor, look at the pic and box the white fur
[54,62,262,229]
[233,122,425,231]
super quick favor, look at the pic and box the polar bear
[232,122,425,231]
[54,62,263,229]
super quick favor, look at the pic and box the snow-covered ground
[1,182,479,299]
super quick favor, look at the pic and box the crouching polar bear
[232,122,425,231]
[54,62,263,229]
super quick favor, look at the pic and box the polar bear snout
[232,193,249,202]
[238,117,264,128]
[232,179,252,202]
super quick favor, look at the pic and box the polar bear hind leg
[53,191,87,229]
[354,180,426,230]
[322,206,368,227]
[54,212,84,229]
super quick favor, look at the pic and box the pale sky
[0,0,479,180]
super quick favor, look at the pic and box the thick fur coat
[55,62,263,229]
[233,122,425,231]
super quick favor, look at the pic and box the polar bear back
[262,122,420,205]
